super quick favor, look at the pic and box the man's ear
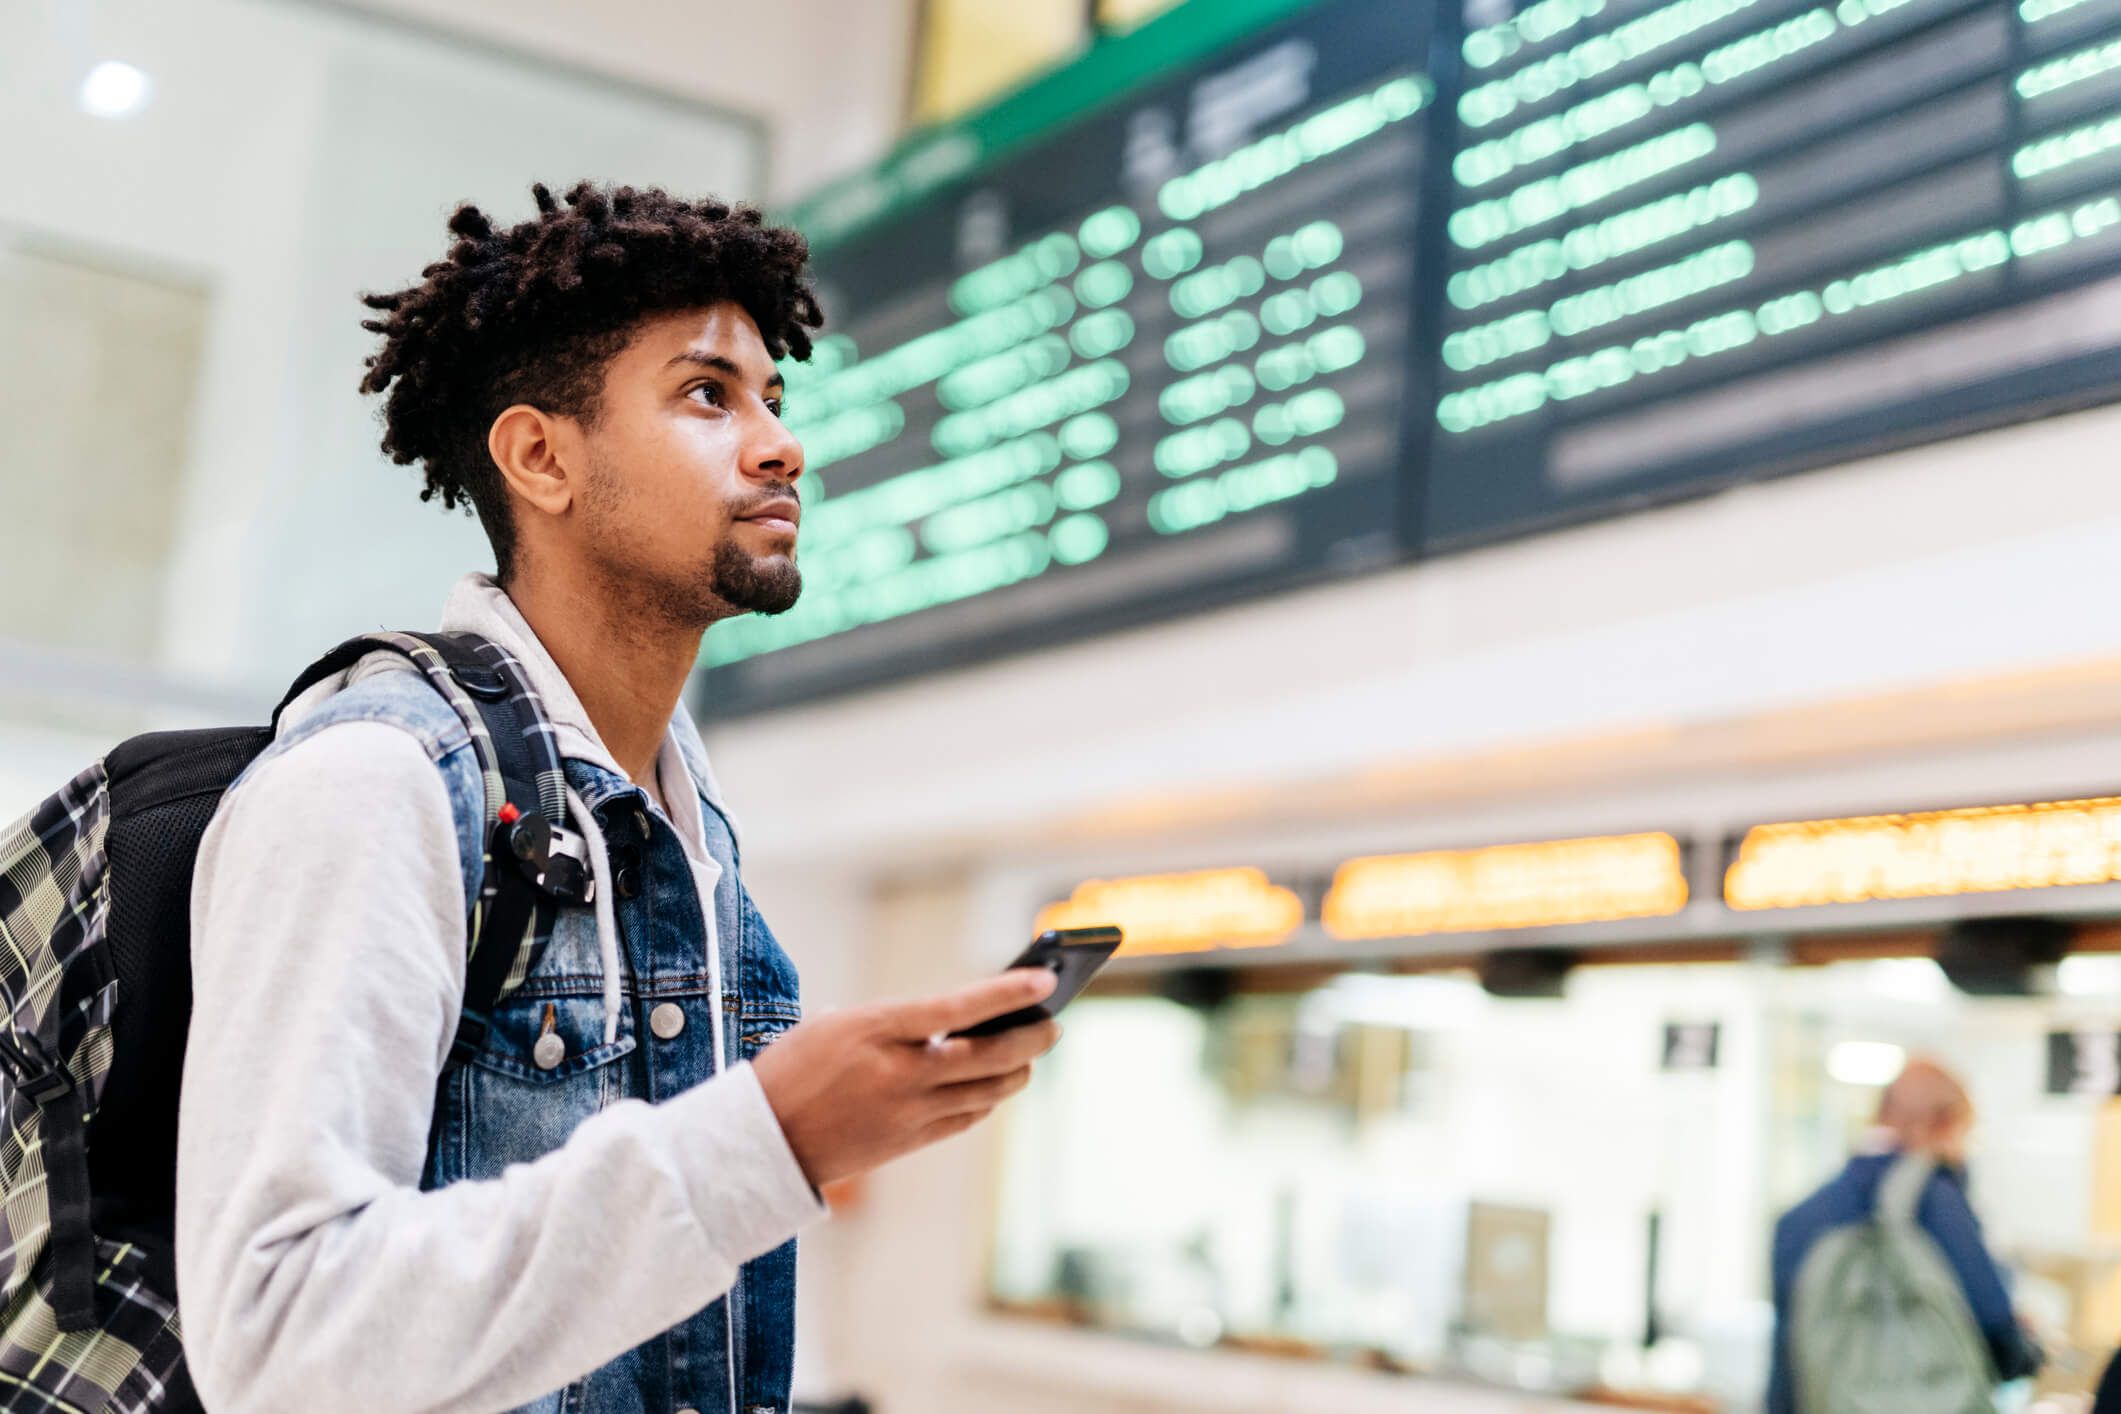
[488,404,578,517]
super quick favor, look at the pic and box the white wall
[0,0,763,811]
[328,0,922,201]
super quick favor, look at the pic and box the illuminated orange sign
[1323,833,1688,939]
[1726,796,2121,910]
[1035,867,1303,956]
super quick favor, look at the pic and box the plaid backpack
[0,631,593,1414]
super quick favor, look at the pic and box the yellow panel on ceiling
[1097,0,1185,33]
[914,0,1088,125]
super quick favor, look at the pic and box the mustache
[729,483,801,520]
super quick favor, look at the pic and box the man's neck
[503,570,700,788]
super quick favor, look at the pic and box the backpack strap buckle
[285,632,577,1074]
[0,1025,95,1329]
[496,810,595,906]
[0,1030,73,1106]
[447,1011,492,1068]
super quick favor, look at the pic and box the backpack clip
[0,1030,74,1106]
[447,1011,492,1068]
[494,811,596,905]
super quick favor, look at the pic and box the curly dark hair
[358,181,823,579]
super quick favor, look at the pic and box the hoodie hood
[437,572,740,849]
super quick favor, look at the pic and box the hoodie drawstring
[565,787,626,1047]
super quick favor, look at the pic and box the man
[1766,1056,2041,1413]
[175,182,1060,1414]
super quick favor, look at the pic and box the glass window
[991,954,2120,1405]
[0,244,207,664]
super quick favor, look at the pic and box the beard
[708,532,802,615]
[577,453,803,627]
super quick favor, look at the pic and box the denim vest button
[615,859,642,899]
[532,1032,566,1071]
[650,1002,686,1040]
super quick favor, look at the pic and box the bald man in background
[1765,1057,2042,1413]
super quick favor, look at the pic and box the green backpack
[1789,1155,1998,1414]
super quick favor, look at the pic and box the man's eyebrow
[664,350,784,391]
[664,350,741,377]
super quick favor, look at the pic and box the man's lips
[736,499,801,536]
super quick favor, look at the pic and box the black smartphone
[950,926,1124,1038]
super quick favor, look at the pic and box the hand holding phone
[750,926,1120,1189]
[949,926,1123,1038]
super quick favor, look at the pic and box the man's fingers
[932,1065,1034,1117]
[889,968,1056,1039]
[924,1020,1059,1083]
[918,1110,984,1146]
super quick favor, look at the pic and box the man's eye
[767,398,785,418]
[690,382,725,407]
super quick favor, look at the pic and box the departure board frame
[1424,0,2121,546]
[697,0,1456,715]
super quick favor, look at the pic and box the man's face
[574,301,805,626]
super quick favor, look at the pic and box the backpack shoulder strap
[274,632,587,1065]
[0,764,112,1329]
[1877,1153,1936,1226]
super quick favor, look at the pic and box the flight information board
[702,0,2121,711]
[1425,0,2121,545]
[699,0,1440,712]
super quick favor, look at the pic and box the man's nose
[747,413,803,482]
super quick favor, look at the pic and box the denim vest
[261,669,801,1414]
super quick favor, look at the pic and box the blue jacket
[1767,1153,2040,1414]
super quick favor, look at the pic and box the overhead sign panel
[1322,831,1691,937]
[2049,1029,2121,1095]
[1725,795,2121,909]
[1036,867,1305,956]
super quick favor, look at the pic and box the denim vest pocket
[469,992,636,1083]
[443,993,639,1181]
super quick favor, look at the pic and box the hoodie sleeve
[176,720,823,1414]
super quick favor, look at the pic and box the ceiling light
[1827,1040,1906,1087]
[2058,955,2121,997]
[1860,957,1953,1004]
[80,61,152,120]
[1309,973,1490,1029]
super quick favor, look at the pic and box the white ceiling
[321,0,922,200]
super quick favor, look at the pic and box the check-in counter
[794,770,2121,1412]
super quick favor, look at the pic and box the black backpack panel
[90,727,273,1294]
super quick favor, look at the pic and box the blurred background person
[1768,1058,2043,1414]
